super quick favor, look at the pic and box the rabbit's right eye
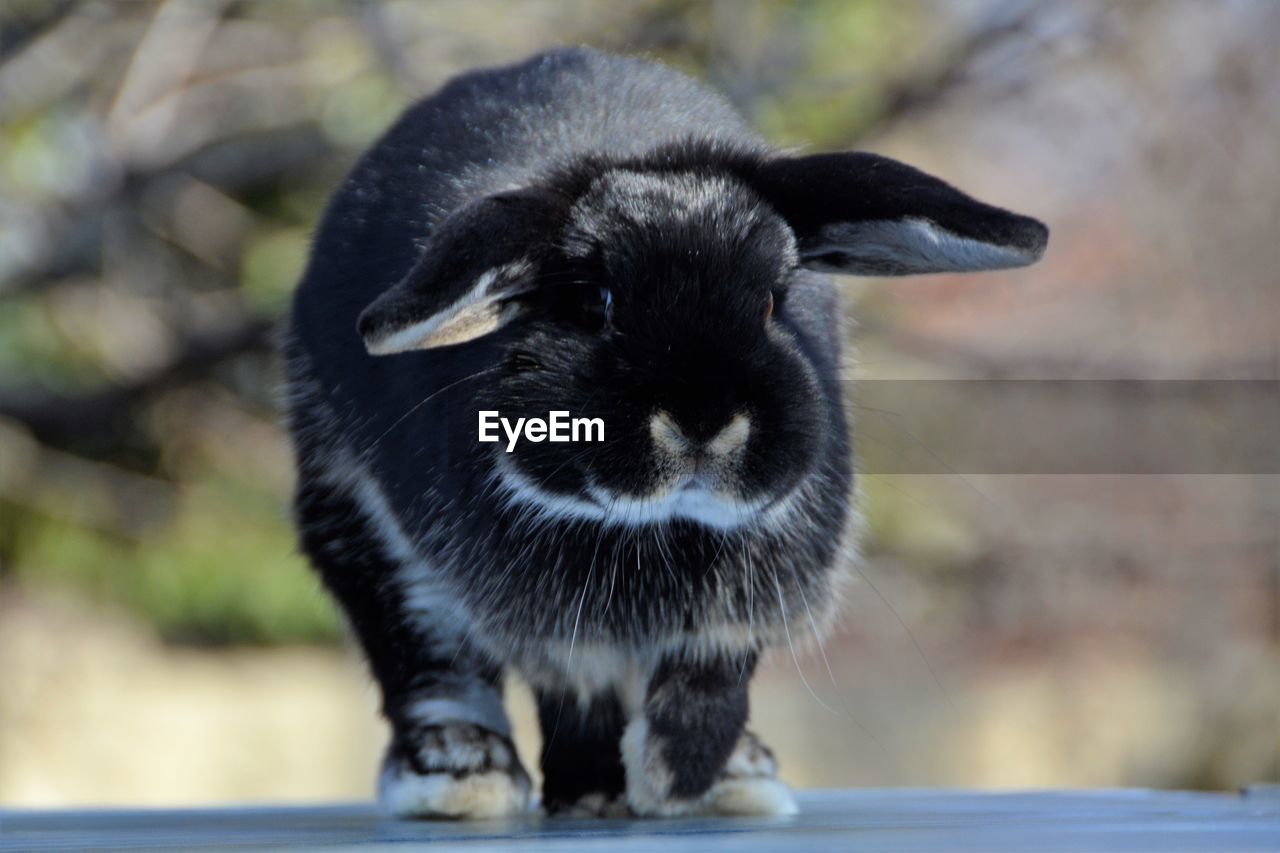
[581,285,614,330]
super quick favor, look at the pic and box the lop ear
[748,152,1048,276]
[357,189,560,354]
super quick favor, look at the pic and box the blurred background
[1,0,1276,807]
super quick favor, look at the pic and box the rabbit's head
[357,143,1047,530]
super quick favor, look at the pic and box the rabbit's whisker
[770,563,838,715]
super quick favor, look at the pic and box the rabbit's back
[419,47,763,199]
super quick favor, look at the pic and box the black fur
[538,689,628,812]
[284,47,1046,817]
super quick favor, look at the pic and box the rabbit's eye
[764,290,775,322]
[583,285,614,329]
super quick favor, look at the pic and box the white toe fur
[379,765,530,820]
[621,718,798,817]
[552,792,632,819]
[621,718,691,817]
[704,777,798,816]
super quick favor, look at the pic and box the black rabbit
[284,47,1046,819]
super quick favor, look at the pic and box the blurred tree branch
[2,125,332,298]
[865,2,1044,136]
[0,314,274,449]
[0,0,77,63]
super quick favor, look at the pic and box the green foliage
[0,297,104,392]
[241,227,311,314]
[754,0,924,147]
[859,475,980,570]
[6,480,342,646]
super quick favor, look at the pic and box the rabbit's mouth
[578,478,796,532]
[489,452,796,532]
[673,470,713,493]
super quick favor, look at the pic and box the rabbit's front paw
[545,791,631,818]
[703,730,797,816]
[621,718,698,817]
[623,723,796,817]
[379,723,531,819]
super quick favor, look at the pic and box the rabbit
[283,46,1047,820]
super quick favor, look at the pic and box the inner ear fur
[748,151,1048,276]
[357,189,560,354]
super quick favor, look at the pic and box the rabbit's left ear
[357,189,560,354]
[748,152,1048,275]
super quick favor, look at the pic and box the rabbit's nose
[705,412,751,457]
[650,410,751,458]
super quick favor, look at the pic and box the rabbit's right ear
[748,152,1048,276]
[358,189,560,354]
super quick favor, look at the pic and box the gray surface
[1,789,1278,852]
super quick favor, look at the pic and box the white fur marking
[552,792,631,819]
[649,411,689,455]
[490,454,794,532]
[404,690,510,737]
[621,717,683,817]
[583,483,779,531]
[704,777,798,817]
[319,449,471,643]
[809,217,1036,274]
[380,765,529,819]
[365,261,531,354]
[707,413,751,457]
